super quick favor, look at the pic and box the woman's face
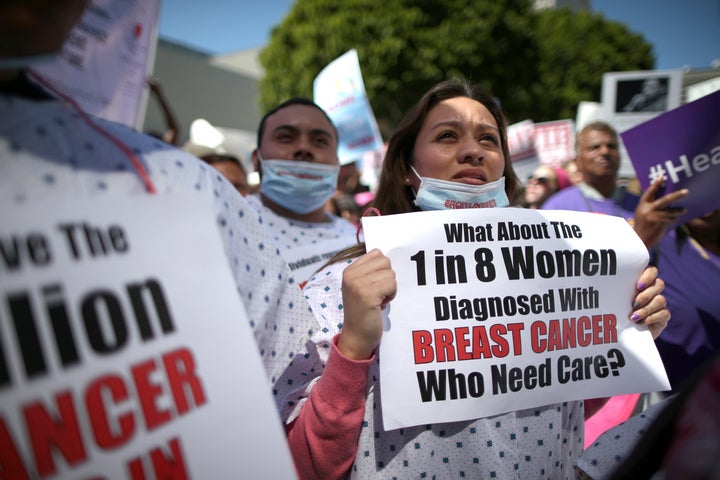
[524,165,558,207]
[409,97,505,191]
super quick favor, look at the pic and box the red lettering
[128,457,145,480]
[433,329,455,362]
[126,437,188,480]
[0,417,30,480]
[592,315,603,343]
[24,391,86,476]
[489,324,509,357]
[547,319,563,350]
[454,327,472,361]
[562,318,578,349]
[131,359,172,431]
[163,348,206,415]
[471,326,492,359]
[531,314,617,354]
[412,330,434,364]
[149,437,187,479]
[85,374,135,449]
[578,316,592,346]
[531,321,546,353]
[506,323,525,356]
[603,314,617,343]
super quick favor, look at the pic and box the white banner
[0,194,297,479]
[313,49,384,165]
[31,0,161,128]
[363,208,669,430]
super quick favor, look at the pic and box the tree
[259,1,654,129]
[259,0,538,132]
[531,8,655,122]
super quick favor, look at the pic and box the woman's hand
[337,249,397,360]
[630,266,670,339]
[633,176,688,248]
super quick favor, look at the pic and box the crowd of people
[2,2,718,479]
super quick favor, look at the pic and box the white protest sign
[363,208,669,430]
[313,49,384,165]
[0,194,297,479]
[32,0,160,128]
[507,119,536,162]
[533,119,575,165]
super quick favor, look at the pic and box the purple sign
[621,89,720,225]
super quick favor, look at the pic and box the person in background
[542,121,639,218]
[0,4,321,472]
[542,120,688,446]
[249,98,359,285]
[561,157,583,186]
[284,78,671,479]
[184,142,252,196]
[202,153,252,196]
[640,189,720,396]
[523,163,571,209]
[337,160,370,196]
[328,192,362,225]
[326,159,372,222]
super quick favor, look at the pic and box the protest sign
[533,120,575,166]
[313,49,385,166]
[508,119,575,183]
[363,208,669,430]
[621,89,720,225]
[31,0,160,128]
[0,194,297,479]
[507,119,536,162]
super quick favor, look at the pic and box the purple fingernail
[631,313,641,322]
[637,282,646,290]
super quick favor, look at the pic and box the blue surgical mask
[411,166,509,211]
[260,158,339,214]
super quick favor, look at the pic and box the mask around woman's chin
[411,168,509,211]
[260,158,339,215]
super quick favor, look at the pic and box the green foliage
[532,8,655,121]
[259,1,654,131]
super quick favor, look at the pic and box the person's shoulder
[541,185,582,210]
[244,192,265,211]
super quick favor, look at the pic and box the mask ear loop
[356,206,381,244]
[26,69,158,194]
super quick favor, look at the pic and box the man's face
[0,0,90,59]
[576,129,620,181]
[258,104,338,167]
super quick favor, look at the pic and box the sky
[158,0,720,71]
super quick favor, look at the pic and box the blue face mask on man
[411,166,509,211]
[260,156,340,215]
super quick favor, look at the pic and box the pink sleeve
[285,334,372,480]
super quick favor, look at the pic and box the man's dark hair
[256,97,338,148]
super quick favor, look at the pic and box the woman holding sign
[285,78,670,479]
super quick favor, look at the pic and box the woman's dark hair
[256,97,338,148]
[373,77,520,215]
[324,77,522,266]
